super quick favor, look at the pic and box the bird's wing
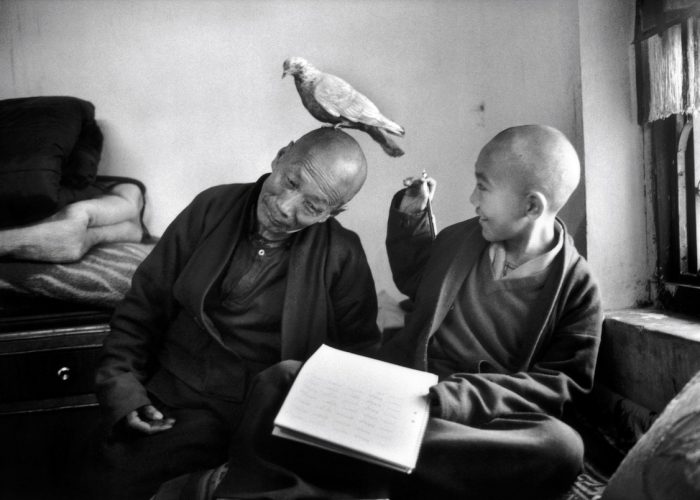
[314,73,384,124]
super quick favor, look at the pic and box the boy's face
[469,149,528,242]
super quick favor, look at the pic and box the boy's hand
[125,404,176,434]
[400,174,436,214]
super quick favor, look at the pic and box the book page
[273,344,438,472]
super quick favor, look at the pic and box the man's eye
[477,183,486,191]
[305,202,322,216]
[286,177,297,188]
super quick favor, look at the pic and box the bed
[0,95,155,305]
[0,96,156,499]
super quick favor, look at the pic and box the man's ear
[525,191,547,219]
[271,141,295,170]
[329,205,347,217]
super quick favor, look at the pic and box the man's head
[257,127,368,240]
[469,124,580,242]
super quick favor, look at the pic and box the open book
[272,344,438,474]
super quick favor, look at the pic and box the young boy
[383,124,602,500]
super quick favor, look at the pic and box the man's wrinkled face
[256,145,343,240]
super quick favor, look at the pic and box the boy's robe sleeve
[429,266,603,425]
[95,190,214,428]
[385,189,434,300]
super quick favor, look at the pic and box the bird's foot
[333,121,354,130]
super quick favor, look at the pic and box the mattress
[0,241,155,310]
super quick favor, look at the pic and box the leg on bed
[0,183,144,262]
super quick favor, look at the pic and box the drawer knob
[57,366,71,381]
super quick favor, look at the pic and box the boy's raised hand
[400,173,437,214]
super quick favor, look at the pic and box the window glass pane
[678,119,692,274]
[694,114,700,273]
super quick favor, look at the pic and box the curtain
[637,0,700,122]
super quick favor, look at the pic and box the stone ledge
[597,309,700,414]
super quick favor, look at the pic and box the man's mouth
[264,203,289,231]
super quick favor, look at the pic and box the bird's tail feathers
[380,118,405,137]
[354,123,405,157]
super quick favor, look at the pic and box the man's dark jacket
[96,176,380,426]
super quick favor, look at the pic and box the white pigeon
[282,57,405,157]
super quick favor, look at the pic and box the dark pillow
[0,96,103,227]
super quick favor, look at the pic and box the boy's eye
[476,183,486,191]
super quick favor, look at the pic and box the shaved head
[257,127,367,240]
[480,125,580,213]
[285,127,368,209]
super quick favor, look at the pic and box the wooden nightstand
[0,302,111,499]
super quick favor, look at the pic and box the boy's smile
[469,151,528,243]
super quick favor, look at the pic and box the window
[677,117,700,280]
[647,117,700,289]
[636,0,700,311]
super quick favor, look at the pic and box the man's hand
[125,404,176,434]
[400,174,436,214]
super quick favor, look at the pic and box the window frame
[648,115,700,311]
[636,1,700,312]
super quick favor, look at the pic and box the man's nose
[277,192,300,219]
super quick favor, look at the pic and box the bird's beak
[281,71,288,79]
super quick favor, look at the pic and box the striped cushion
[0,242,154,307]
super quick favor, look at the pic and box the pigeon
[282,57,405,157]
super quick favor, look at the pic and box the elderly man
[82,127,380,500]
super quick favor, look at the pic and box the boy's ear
[525,191,547,218]
[271,141,295,170]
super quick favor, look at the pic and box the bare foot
[1,208,91,262]
[0,182,146,263]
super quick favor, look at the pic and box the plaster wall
[578,0,650,309]
[1,0,584,300]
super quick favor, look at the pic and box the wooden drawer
[0,345,102,403]
[0,323,109,414]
